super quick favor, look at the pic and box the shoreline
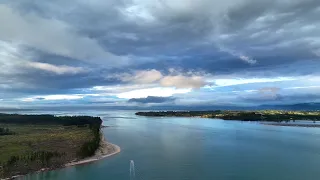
[65,136,121,167]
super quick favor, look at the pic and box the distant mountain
[0,107,32,112]
[258,103,320,111]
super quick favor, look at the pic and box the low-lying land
[0,114,107,179]
[136,110,320,122]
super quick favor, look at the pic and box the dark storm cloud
[2,0,320,75]
[0,70,119,95]
[1,0,320,107]
[128,96,176,104]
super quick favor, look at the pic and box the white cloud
[0,41,29,75]
[21,94,85,102]
[216,43,257,65]
[208,77,296,87]
[239,55,257,65]
[92,84,156,93]
[160,75,206,89]
[27,62,86,75]
[118,69,208,89]
[120,3,156,23]
[121,69,163,83]
[0,4,128,66]
[117,87,191,99]
[119,0,246,24]
[285,86,320,90]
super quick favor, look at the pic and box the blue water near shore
[18,110,320,180]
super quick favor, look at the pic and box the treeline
[0,127,15,136]
[4,151,64,167]
[0,114,102,126]
[77,124,101,158]
[0,151,65,177]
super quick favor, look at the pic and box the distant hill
[259,103,320,111]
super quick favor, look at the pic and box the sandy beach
[65,135,121,167]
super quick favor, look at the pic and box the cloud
[117,87,191,99]
[91,84,156,94]
[1,0,320,108]
[128,96,176,104]
[119,69,208,89]
[121,69,163,83]
[313,49,320,57]
[0,4,128,67]
[209,77,296,87]
[4,0,320,76]
[217,44,257,64]
[259,87,280,93]
[257,87,281,99]
[27,62,86,75]
[160,75,206,89]
[21,94,85,102]
[0,40,29,75]
[285,86,320,90]
[241,92,320,105]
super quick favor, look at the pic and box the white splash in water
[130,160,135,180]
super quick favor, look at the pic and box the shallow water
[20,110,320,180]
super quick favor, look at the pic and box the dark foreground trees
[77,124,101,158]
[0,127,15,136]
[0,114,102,126]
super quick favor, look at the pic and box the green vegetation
[0,127,15,136]
[0,114,103,179]
[136,110,320,122]
[77,123,101,158]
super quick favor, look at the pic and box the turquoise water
[22,110,320,180]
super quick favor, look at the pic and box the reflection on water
[16,110,320,180]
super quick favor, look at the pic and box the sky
[1,0,320,110]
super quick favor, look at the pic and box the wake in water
[130,160,135,180]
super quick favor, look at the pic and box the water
[19,110,320,180]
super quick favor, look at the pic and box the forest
[0,113,102,126]
[0,114,103,179]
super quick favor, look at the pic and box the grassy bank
[0,114,102,179]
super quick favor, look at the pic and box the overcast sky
[1,0,320,109]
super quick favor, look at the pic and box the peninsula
[0,113,119,179]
